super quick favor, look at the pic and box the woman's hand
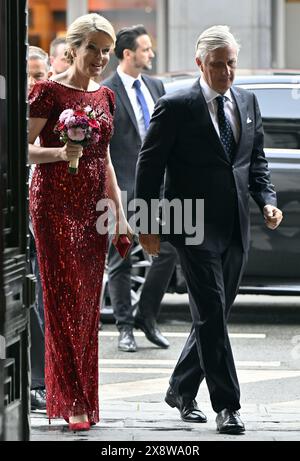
[115,218,134,241]
[59,142,83,162]
[112,220,134,259]
[113,216,134,244]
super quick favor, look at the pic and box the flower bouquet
[54,106,101,174]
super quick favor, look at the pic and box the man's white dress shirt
[200,78,240,144]
[117,66,155,140]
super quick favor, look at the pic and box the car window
[245,89,300,149]
[263,124,300,149]
[240,88,300,119]
[164,78,300,149]
[164,78,196,93]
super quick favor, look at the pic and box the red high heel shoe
[66,416,96,426]
[68,421,90,432]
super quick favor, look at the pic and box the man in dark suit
[135,25,283,434]
[102,25,177,352]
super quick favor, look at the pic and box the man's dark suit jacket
[135,78,277,253]
[102,72,165,201]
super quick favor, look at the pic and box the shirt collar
[199,77,233,104]
[117,66,142,90]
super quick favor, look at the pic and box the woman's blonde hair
[65,13,116,64]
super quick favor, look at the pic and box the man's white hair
[195,25,240,61]
[28,45,50,70]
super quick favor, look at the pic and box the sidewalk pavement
[30,296,300,442]
[31,398,300,442]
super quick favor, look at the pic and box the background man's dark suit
[102,71,177,338]
[104,72,163,202]
[135,78,277,413]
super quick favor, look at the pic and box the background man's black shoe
[118,328,137,352]
[31,388,46,411]
[135,315,169,348]
[165,386,207,423]
[216,409,245,434]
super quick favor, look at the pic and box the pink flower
[67,127,86,142]
[64,116,77,128]
[59,109,74,124]
[55,105,101,149]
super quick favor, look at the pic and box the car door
[245,149,300,286]
[241,83,300,289]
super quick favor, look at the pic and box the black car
[100,73,300,318]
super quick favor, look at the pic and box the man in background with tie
[135,25,283,433]
[102,25,177,353]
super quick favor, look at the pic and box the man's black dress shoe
[31,388,46,411]
[135,314,169,349]
[216,408,245,434]
[118,328,137,352]
[165,386,207,423]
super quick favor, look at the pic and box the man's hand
[139,234,160,257]
[263,205,283,230]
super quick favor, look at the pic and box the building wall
[28,0,158,75]
[28,0,300,72]
[167,0,272,71]
[286,1,300,68]
[28,0,67,52]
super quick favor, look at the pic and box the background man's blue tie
[216,95,236,161]
[133,79,150,130]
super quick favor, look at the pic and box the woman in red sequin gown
[28,14,129,430]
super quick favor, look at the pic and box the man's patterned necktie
[216,95,236,161]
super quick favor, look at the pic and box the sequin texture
[29,80,115,422]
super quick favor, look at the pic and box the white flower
[84,105,92,114]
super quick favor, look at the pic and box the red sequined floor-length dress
[29,80,115,423]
